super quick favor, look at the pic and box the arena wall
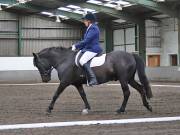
[0,57,180,83]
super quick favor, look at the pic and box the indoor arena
[0,0,180,134]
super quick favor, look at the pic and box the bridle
[33,54,60,76]
[40,66,54,76]
[35,60,54,76]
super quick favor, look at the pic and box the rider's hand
[72,45,76,51]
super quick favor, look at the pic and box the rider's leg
[79,51,98,86]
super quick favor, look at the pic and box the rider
[72,12,102,86]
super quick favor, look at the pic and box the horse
[33,47,153,114]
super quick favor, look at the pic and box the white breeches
[79,51,97,66]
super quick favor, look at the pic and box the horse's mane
[38,46,72,56]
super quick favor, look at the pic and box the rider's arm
[75,27,97,49]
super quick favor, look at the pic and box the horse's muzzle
[41,75,51,83]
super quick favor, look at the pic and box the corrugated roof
[0,0,179,23]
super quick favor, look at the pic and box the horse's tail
[133,54,153,99]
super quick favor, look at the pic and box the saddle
[75,51,106,68]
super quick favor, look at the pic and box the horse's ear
[32,52,38,59]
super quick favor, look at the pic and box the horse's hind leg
[129,79,152,112]
[75,84,91,110]
[117,80,130,114]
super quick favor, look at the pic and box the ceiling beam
[140,11,162,21]
[0,0,143,24]
[0,0,16,5]
[143,11,161,18]
[125,0,178,18]
[0,0,49,12]
[54,10,83,22]
[77,2,142,24]
[0,0,83,22]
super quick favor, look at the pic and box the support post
[18,15,22,56]
[104,21,113,53]
[178,19,180,65]
[136,20,146,63]
[135,24,139,52]
[123,29,126,52]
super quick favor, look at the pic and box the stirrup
[87,79,98,86]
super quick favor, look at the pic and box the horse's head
[33,52,53,83]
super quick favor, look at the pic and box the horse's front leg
[47,82,68,114]
[74,84,91,114]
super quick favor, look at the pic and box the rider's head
[82,12,96,27]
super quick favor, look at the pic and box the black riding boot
[83,63,98,86]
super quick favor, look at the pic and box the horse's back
[93,51,136,83]
[107,51,136,66]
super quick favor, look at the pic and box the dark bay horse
[33,47,153,114]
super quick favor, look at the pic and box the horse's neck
[49,50,75,68]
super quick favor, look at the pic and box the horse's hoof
[116,109,127,114]
[147,105,153,112]
[46,108,52,115]
[81,109,89,115]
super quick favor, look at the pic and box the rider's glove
[72,45,76,51]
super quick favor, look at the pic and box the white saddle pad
[75,52,106,67]
[90,54,106,67]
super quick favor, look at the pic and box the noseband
[36,60,54,76]
[40,67,54,76]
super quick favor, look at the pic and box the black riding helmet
[82,12,96,22]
